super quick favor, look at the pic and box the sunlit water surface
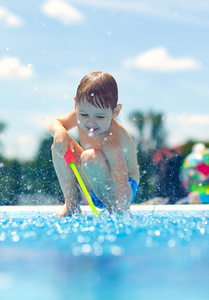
[0,208,209,300]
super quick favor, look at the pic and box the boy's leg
[51,140,84,217]
[81,149,132,213]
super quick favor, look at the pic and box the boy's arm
[122,135,140,184]
[105,146,132,212]
[49,110,77,136]
[49,110,77,157]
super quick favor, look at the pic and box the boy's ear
[113,104,122,118]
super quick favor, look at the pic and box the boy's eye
[80,114,88,117]
[97,116,105,119]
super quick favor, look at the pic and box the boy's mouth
[86,127,99,132]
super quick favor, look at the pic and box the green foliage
[180,140,209,157]
[0,134,62,205]
[0,122,6,133]
[180,140,196,157]
[129,110,167,203]
[0,159,21,205]
[33,135,61,196]
[0,122,6,156]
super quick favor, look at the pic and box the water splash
[0,209,209,261]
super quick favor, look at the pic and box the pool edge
[0,204,209,212]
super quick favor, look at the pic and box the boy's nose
[87,118,96,125]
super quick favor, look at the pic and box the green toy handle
[64,147,99,217]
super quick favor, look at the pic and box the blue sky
[0,0,209,160]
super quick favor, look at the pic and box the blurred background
[1,0,209,205]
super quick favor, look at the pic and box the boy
[49,72,139,217]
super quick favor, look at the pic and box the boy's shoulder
[113,120,133,142]
[104,120,134,152]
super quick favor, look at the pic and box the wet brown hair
[76,72,118,111]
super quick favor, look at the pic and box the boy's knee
[81,149,95,166]
[81,149,103,168]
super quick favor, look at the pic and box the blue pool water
[0,207,209,300]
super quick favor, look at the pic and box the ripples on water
[0,209,209,256]
[0,209,209,300]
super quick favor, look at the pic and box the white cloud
[123,47,201,72]
[27,113,59,131]
[11,135,39,160]
[1,129,39,160]
[0,57,34,79]
[177,114,209,126]
[26,112,78,137]
[0,7,23,27]
[69,0,209,26]
[166,113,209,146]
[41,0,84,25]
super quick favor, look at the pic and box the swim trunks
[91,177,138,209]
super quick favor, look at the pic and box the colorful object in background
[180,143,209,203]
[64,147,100,217]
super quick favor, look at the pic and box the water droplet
[12,235,20,242]
[110,245,123,256]
[77,235,84,243]
[106,186,111,191]
[200,228,205,235]
[73,247,80,256]
[155,230,161,236]
[93,243,103,256]
[81,244,92,255]
[98,235,105,243]
[168,239,176,248]
[0,235,5,242]
[146,237,153,247]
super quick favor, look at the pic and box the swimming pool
[0,205,209,300]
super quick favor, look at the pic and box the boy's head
[76,72,118,111]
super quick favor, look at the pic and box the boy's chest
[78,128,119,152]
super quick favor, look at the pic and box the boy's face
[75,99,114,137]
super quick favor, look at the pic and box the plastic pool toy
[64,147,99,217]
[180,143,209,203]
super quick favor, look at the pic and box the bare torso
[78,118,139,184]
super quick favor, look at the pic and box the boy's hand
[53,142,68,157]
[53,129,71,157]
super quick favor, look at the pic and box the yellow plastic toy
[64,147,99,217]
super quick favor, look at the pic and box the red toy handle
[64,147,77,166]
